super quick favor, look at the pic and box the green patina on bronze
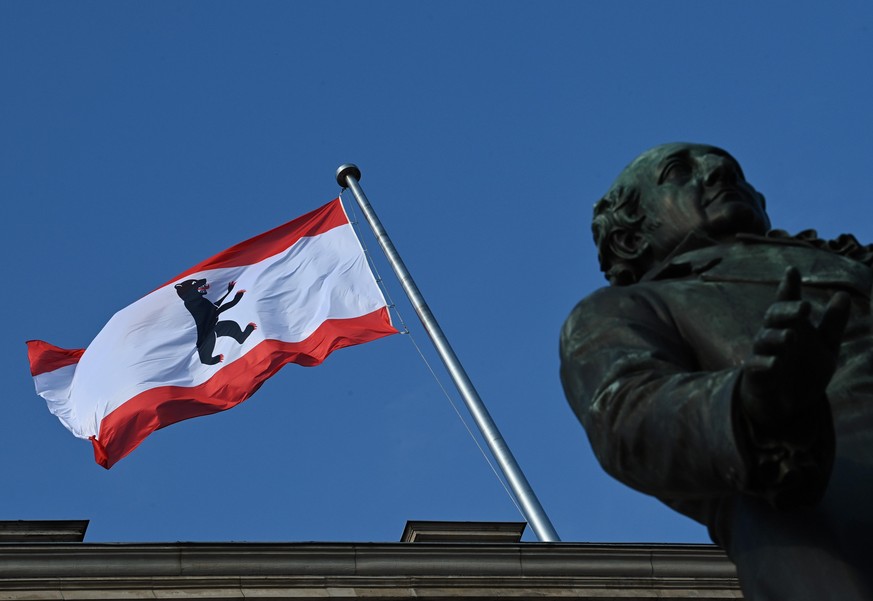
[561,143,873,600]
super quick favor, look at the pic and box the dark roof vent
[0,520,89,542]
[401,520,525,543]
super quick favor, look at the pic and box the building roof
[0,520,741,600]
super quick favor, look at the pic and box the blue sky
[2,1,872,543]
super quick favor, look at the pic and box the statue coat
[561,233,873,600]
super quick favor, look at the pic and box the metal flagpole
[336,164,561,543]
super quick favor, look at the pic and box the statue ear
[609,229,646,260]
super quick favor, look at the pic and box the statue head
[593,143,771,286]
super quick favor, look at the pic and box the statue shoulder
[562,284,650,341]
[564,285,625,322]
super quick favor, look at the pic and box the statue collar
[641,231,873,299]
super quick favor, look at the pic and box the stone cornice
[0,542,741,600]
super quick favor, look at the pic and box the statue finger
[818,291,851,351]
[764,300,811,326]
[775,266,802,302]
[753,328,795,355]
[744,354,779,376]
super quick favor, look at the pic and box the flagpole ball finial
[336,164,362,187]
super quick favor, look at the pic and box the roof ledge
[401,520,526,543]
[0,520,89,542]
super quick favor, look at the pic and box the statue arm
[560,281,840,510]
[560,287,750,500]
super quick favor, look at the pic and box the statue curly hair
[592,184,660,286]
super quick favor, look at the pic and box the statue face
[624,143,771,261]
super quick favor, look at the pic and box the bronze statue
[560,143,873,599]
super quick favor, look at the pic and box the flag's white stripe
[58,223,385,439]
[33,363,82,438]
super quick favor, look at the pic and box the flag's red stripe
[158,198,349,288]
[26,340,85,376]
[91,307,396,468]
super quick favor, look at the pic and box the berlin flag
[27,198,397,468]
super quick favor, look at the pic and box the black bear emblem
[174,278,257,365]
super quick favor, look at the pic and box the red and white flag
[27,198,397,468]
